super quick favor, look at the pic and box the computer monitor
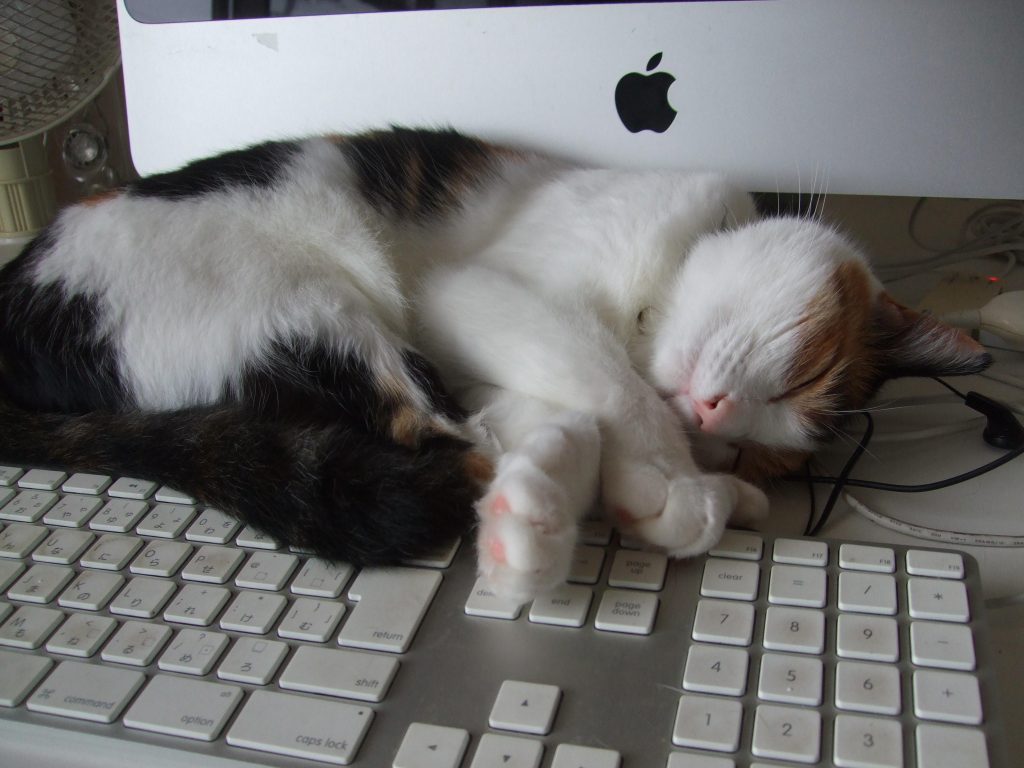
[117,0,1023,199]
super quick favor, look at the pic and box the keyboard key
[708,529,764,560]
[0,522,49,558]
[682,644,749,696]
[0,560,25,592]
[836,614,899,662]
[0,605,63,648]
[916,723,990,768]
[46,614,117,657]
[279,645,399,702]
[838,572,897,615]
[551,744,621,768]
[910,621,976,670]
[338,567,441,653]
[43,495,104,527]
[469,733,544,768]
[0,648,52,706]
[768,565,827,607]
[772,537,828,566]
[528,584,593,627]
[185,508,241,544]
[465,577,523,620]
[691,598,755,646]
[130,540,193,577]
[236,525,280,550]
[278,597,346,642]
[164,584,231,625]
[912,669,983,725]
[666,755,734,768]
[579,520,612,546]
[672,693,743,751]
[124,673,242,741]
[26,660,145,723]
[751,704,821,764]
[18,469,67,491]
[58,570,124,611]
[404,538,460,568]
[608,550,667,590]
[0,467,24,486]
[833,714,903,768]
[839,543,896,573]
[217,636,289,685]
[219,590,287,634]
[835,661,901,715]
[80,533,143,570]
[290,558,353,598]
[593,589,658,635]
[227,689,374,764]
[136,503,197,538]
[907,577,970,622]
[489,680,561,735]
[158,628,229,675]
[7,563,74,603]
[181,545,245,584]
[235,551,299,590]
[906,550,965,579]
[700,558,760,601]
[101,621,172,666]
[107,477,156,500]
[62,473,112,495]
[567,545,605,584]
[762,606,825,654]
[154,486,196,504]
[0,490,59,522]
[394,723,471,768]
[32,528,94,565]
[109,577,177,618]
[89,499,149,532]
[757,653,823,706]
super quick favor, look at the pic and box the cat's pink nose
[692,395,734,433]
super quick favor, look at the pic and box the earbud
[964,391,1024,449]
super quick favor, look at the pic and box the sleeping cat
[0,127,989,602]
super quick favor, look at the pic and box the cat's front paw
[605,463,768,556]
[475,456,577,604]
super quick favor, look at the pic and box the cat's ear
[870,294,992,378]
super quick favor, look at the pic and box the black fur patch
[0,233,125,413]
[342,127,499,221]
[128,140,299,200]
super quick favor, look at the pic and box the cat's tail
[0,400,493,566]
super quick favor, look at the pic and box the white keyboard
[0,465,1006,767]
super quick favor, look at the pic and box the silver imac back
[117,0,1023,199]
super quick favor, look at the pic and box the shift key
[227,690,373,765]
[339,567,442,653]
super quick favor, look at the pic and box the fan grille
[0,0,120,146]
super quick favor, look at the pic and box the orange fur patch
[783,261,878,428]
[463,450,495,486]
[78,189,120,207]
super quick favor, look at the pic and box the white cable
[845,493,1024,548]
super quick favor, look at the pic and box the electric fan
[0,0,120,254]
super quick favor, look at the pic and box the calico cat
[0,127,989,602]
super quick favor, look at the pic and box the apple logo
[614,52,677,133]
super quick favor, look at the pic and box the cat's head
[649,217,991,481]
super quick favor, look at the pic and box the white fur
[37,145,874,601]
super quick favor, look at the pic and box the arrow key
[394,723,470,768]
[489,680,561,735]
[469,734,543,768]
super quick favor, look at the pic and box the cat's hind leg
[467,389,601,604]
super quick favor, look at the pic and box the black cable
[931,376,968,400]
[805,411,874,536]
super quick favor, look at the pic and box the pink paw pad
[487,536,507,565]
[489,494,511,517]
[614,506,636,525]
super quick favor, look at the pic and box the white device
[116,0,1024,199]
